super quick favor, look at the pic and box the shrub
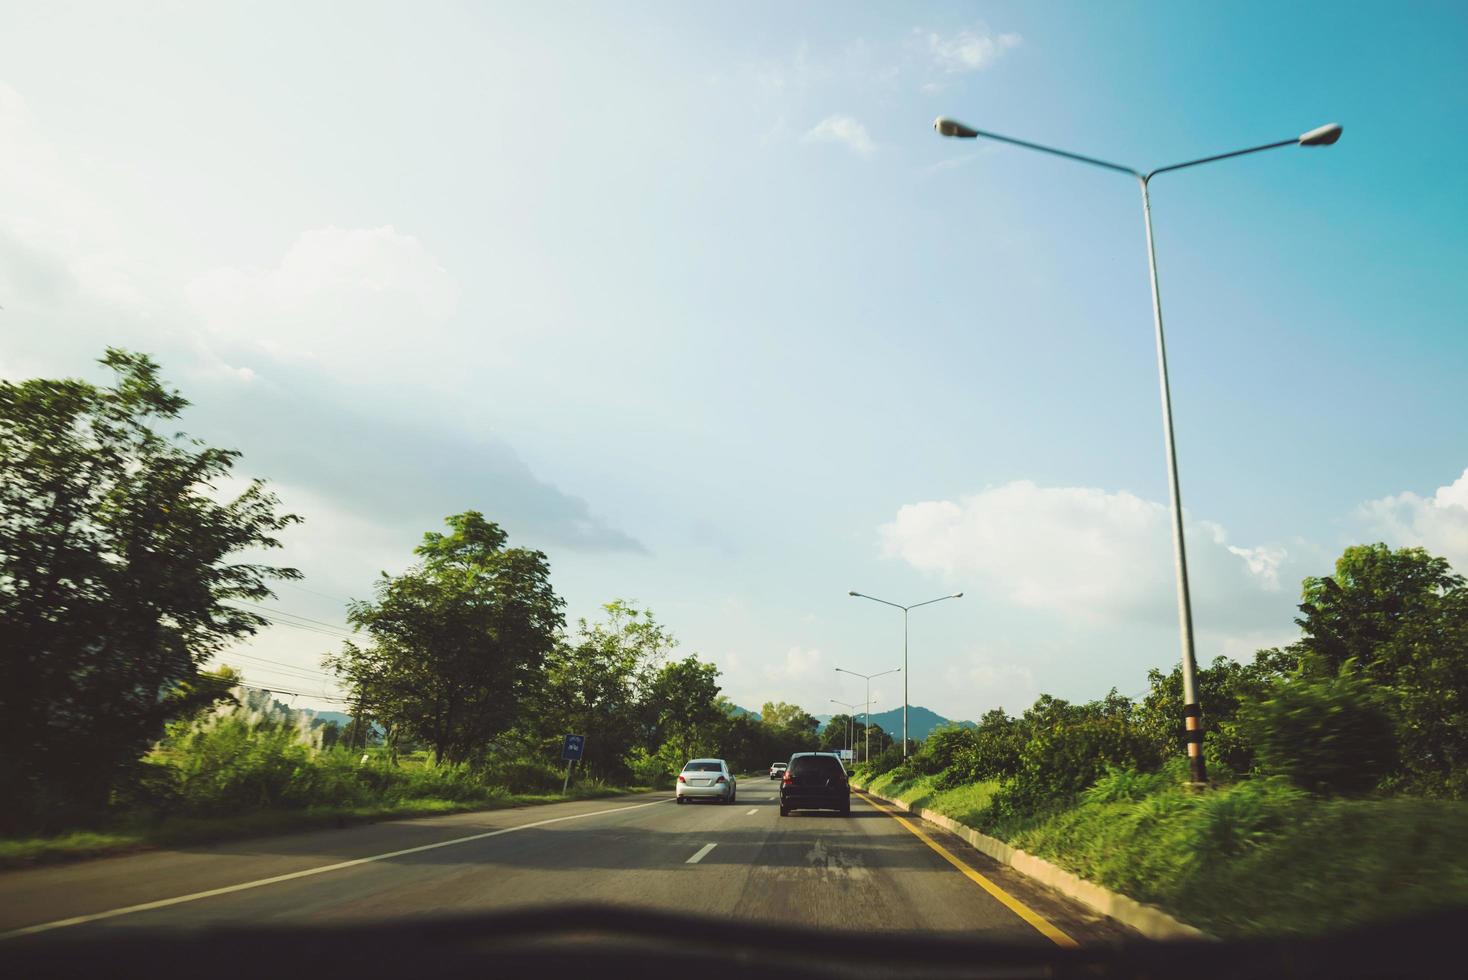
[1239,666,1398,795]
[950,711,1024,783]
[910,726,975,776]
[1000,712,1158,816]
[480,757,565,794]
[627,747,675,788]
[864,745,905,778]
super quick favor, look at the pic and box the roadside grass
[1012,775,1468,939]
[857,763,1468,940]
[0,783,646,871]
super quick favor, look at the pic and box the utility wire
[229,600,357,635]
[232,611,357,642]
[219,652,339,684]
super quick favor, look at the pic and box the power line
[233,611,357,642]
[218,651,338,683]
[229,600,357,636]
[235,680,354,704]
[277,580,356,606]
[220,649,336,678]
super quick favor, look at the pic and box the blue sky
[3,2,1466,720]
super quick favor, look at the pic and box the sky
[3,2,1466,723]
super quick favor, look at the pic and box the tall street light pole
[835,666,899,764]
[933,116,1342,783]
[849,592,964,758]
[830,698,868,761]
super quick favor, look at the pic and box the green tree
[0,350,298,829]
[532,601,674,780]
[759,701,820,738]
[647,655,723,763]
[328,512,563,766]
[820,714,855,752]
[1240,663,1399,795]
[1137,654,1281,777]
[1294,544,1468,795]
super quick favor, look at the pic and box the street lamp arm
[1145,137,1297,181]
[935,118,1140,177]
[848,591,907,612]
[906,593,964,610]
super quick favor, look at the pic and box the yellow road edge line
[856,790,1078,949]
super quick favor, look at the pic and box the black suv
[778,752,850,816]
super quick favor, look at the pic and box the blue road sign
[561,734,586,761]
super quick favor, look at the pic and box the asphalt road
[0,780,1126,946]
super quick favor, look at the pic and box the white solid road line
[0,797,676,942]
[685,843,717,864]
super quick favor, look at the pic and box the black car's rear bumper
[780,790,849,811]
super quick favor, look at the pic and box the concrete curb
[855,784,1215,943]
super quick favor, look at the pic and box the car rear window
[683,762,722,772]
[790,756,845,778]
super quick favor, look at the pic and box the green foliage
[530,601,675,781]
[1240,665,1398,795]
[1136,655,1280,778]
[1294,544,1468,796]
[626,747,675,788]
[909,724,975,776]
[0,350,299,830]
[986,691,1157,820]
[947,709,1023,784]
[759,701,820,738]
[648,655,723,763]
[328,512,565,766]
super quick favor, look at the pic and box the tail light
[715,776,727,785]
[677,774,686,783]
[782,772,794,785]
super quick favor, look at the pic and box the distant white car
[768,762,788,780]
[676,758,736,804]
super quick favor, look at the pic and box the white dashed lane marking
[746,808,759,815]
[686,843,717,864]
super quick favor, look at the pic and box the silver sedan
[675,758,736,804]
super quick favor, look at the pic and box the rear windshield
[790,756,845,777]
[683,762,722,772]
[771,763,787,768]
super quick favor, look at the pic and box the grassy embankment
[856,764,1468,940]
[1,744,649,870]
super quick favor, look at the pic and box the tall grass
[0,702,633,868]
[862,758,1468,940]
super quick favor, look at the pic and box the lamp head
[1298,123,1342,147]
[934,117,979,139]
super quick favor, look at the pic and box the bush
[950,712,1023,783]
[909,726,975,776]
[997,712,1158,818]
[627,747,675,788]
[863,745,905,778]
[1239,666,1398,795]
[480,757,565,794]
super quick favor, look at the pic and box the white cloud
[803,114,876,156]
[939,649,1040,717]
[185,226,459,381]
[924,26,1022,73]
[764,645,825,682]
[879,481,1292,631]
[1359,467,1468,572]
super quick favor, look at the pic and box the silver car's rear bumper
[676,783,732,799]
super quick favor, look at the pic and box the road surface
[0,780,1127,946]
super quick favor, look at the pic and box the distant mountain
[729,705,762,721]
[824,705,974,740]
[303,709,354,728]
